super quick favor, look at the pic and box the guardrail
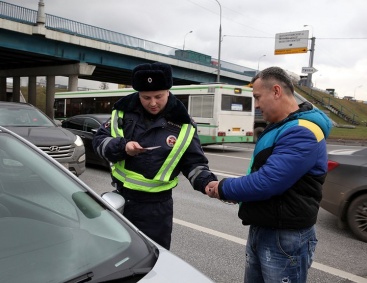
[297,85,360,125]
[0,1,256,77]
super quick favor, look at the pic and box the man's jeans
[244,225,317,283]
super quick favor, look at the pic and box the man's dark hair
[251,66,294,94]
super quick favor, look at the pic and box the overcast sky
[9,0,367,101]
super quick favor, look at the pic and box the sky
[9,0,367,101]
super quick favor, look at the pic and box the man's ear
[273,84,282,99]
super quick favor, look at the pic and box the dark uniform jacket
[92,92,217,201]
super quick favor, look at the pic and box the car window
[84,118,100,132]
[64,117,84,131]
[0,132,156,283]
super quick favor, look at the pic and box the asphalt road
[80,143,367,283]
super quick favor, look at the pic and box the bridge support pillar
[0,77,6,101]
[12,77,21,102]
[46,76,55,119]
[68,75,78,91]
[28,76,37,106]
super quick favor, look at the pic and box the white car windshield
[0,131,157,283]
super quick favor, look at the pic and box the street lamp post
[257,55,266,73]
[304,25,316,88]
[213,0,222,82]
[183,30,193,51]
[354,85,362,99]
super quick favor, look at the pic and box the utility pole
[213,0,222,82]
[306,36,315,88]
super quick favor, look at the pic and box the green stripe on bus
[199,135,254,144]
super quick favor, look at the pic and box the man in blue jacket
[206,66,332,283]
[93,62,217,250]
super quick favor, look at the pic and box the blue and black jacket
[218,102,333,229]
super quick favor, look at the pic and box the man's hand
[205,181,219,198]
[125,141,146,156]
[205,181,237,204]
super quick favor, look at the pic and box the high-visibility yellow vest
[110,110,195,192]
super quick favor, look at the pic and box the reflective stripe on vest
[110,109,195,192]
[111,110,123,138]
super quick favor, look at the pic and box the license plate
[232,127,240,132]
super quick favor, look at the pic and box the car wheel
[347,194,367,242]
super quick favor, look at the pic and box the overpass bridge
[0,1,256,117]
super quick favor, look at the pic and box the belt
[116,185,172,202]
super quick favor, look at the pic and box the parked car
[0,126,214,283]
[61,114,111,169]
[320,147,367,242]
[0,102,85,176]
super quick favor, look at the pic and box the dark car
[0,126,214,283]
[0,101,85,176]
[320,147,367,242]
[61,114,111,169]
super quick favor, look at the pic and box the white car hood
[140,247,214,283]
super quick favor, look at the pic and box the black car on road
[61,114,111,169]
[321,147,367,242]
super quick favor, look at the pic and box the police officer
[93,62,217,250]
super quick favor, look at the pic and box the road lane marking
[212,170,243,177]
[311,262,367,283]
[205,152,251,160]
[173,218,367,283]
[174,218,246,246]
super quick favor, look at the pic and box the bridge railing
[0,1,37,24]
[0,1,256,77]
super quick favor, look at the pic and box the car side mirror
[91,128,98,134]
[101,191,125,213]
[54,119,62,127]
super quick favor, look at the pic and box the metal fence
[0,1,256,76]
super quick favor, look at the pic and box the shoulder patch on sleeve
[298,119,324,142]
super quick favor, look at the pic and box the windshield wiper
[98,267,152,282]
[64,268,152,283]
[64,272,94,283]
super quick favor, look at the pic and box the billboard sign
[274,30,309,55]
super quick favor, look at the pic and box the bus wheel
[253,127,264,143]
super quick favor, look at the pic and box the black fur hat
[132,62,173,91]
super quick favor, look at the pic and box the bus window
[54,100,65,118]
[190,95,214,118]
[221,95,252,112]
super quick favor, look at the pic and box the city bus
[54,84,255,145]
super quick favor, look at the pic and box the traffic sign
[302,67,318,74]
[274,30,309,55]
[275,47,308,55]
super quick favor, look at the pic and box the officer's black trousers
[123,198,173,250]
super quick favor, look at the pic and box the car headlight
[74,135,84,147]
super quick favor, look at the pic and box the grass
[329,126,367,140]
[295,85,367,142]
